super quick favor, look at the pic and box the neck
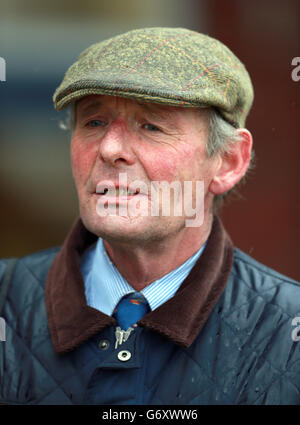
[103,213,214,291]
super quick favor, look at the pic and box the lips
[95,179,143,197]
[96,187,140,196]
[105,188,140,196]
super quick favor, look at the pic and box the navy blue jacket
[1,217,300,405]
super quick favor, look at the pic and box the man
[1,27,300,405]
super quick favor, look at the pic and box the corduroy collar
[45,216,233,354]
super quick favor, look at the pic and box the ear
[209,129,253,195]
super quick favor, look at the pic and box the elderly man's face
[71,95,219,244]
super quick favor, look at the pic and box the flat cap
[53,27,254,128]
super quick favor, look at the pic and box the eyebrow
[77,98,174,124]
[77,100,103,117]
[135,101,174,123]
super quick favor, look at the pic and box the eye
[142,123,161,132]
[85,119,106,128]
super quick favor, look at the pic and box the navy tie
[113,292,150,330]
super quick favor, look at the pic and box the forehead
[76,94,198,118]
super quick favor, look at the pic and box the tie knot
[113,292,150,330]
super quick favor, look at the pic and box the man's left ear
[209,129,253,195]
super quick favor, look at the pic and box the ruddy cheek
[71,140,96,182]
[144,144,197,182]
[145,153,178,181]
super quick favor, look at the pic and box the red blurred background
[207,0,300,280]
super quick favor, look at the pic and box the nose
[98,119,136,167]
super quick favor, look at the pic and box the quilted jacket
[0,217,300,405]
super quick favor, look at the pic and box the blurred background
[0,0,299,280]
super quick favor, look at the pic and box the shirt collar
[81,238,206,315]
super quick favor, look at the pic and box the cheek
[143,144,205,183]
[71,137,96,184]
[141,151,178,181]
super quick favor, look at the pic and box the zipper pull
[115,326,134,349]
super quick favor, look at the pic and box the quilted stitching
[1,246,300,404]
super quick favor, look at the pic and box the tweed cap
[53,27,254,128]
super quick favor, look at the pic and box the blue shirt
[81,238,205,316]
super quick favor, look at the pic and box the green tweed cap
[53,27,254,128]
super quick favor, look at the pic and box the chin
[81,213,181,245]
[81,213,147,239]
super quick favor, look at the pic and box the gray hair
[207,108,255,211]
[59,104,76,132]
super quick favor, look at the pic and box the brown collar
[45,216,233,354]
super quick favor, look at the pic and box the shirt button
[99,339,110,350]
[117,350,132,362]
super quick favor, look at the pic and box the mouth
[97,187,141,196]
